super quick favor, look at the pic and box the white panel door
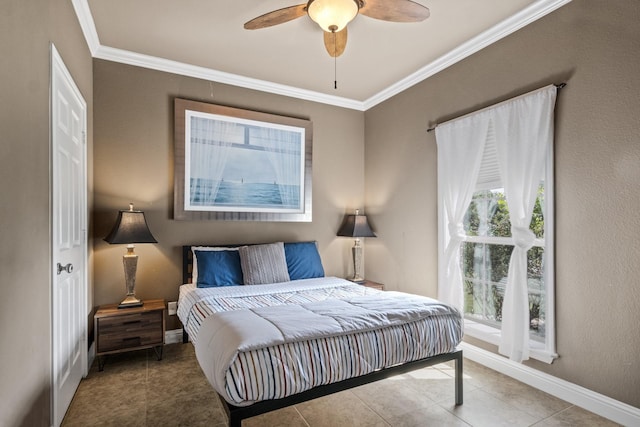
[51,44,87,427]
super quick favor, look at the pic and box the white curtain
[494,86,556,362]
[189,117,237,206]
[255,127,301,208]
[436,84,556,362]
[436,115,489,311]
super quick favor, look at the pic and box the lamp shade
[104,207,157,244]
[337,212,376,238]
[308,0,359,33]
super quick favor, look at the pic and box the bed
[178,241,464,426]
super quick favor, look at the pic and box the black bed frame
[181,245,463,426]
[223,351,462,427]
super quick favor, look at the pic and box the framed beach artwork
[174,98,312,221]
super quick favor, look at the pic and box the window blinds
[475,122,501,190]
[474,120,545,191]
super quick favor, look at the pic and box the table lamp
[104,204,157,308]
[337,209,376,283]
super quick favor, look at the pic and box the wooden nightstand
[94,299,166,371]
[353,280,384,290]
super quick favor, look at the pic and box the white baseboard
[460,342,640,426]
[165,329,183,345]
[86,341,95,376]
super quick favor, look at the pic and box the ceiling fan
[244,0,430,58]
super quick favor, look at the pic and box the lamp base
[350,239,365,285]
[118,295,143,309]
[119,248,142,309]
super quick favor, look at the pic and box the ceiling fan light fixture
[307,0,359,33]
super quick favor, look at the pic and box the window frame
[437,135,557,364]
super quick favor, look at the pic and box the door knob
[57,263,74,275]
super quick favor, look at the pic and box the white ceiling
[73,0,571,110]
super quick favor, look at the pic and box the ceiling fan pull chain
[334,31,338,89]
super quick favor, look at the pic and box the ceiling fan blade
[360,0,430,22]
[244,4,307,30]
[324,28,348,57]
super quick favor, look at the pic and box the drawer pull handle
[123,320,141,325]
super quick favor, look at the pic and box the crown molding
[71,0,100,55]
[93,45,366,110]
[363,0,573,109]
[73,0,571,111]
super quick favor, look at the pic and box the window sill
[464,319,558,364]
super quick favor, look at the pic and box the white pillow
[191,246,239,284]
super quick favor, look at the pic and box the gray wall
[364,0,640,408]
[2,0,638,424]
[0,0,93,426]
[92,60,366,330]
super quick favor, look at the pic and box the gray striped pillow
[239,242,291,285]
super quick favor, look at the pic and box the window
[436,85,558,364]
[461,184,553,358]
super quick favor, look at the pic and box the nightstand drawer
[98,329,163,353]
[94,300,166,361]
[97,310,163,353]
[98,311,161,334]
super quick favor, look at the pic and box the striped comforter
[178,277,462,406]
[178,277,379,342]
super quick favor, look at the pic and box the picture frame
[174,98,312,221]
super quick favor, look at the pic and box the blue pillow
[284,242,325,280]
[195,250,243,287]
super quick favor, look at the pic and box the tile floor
[62,343,620,426]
